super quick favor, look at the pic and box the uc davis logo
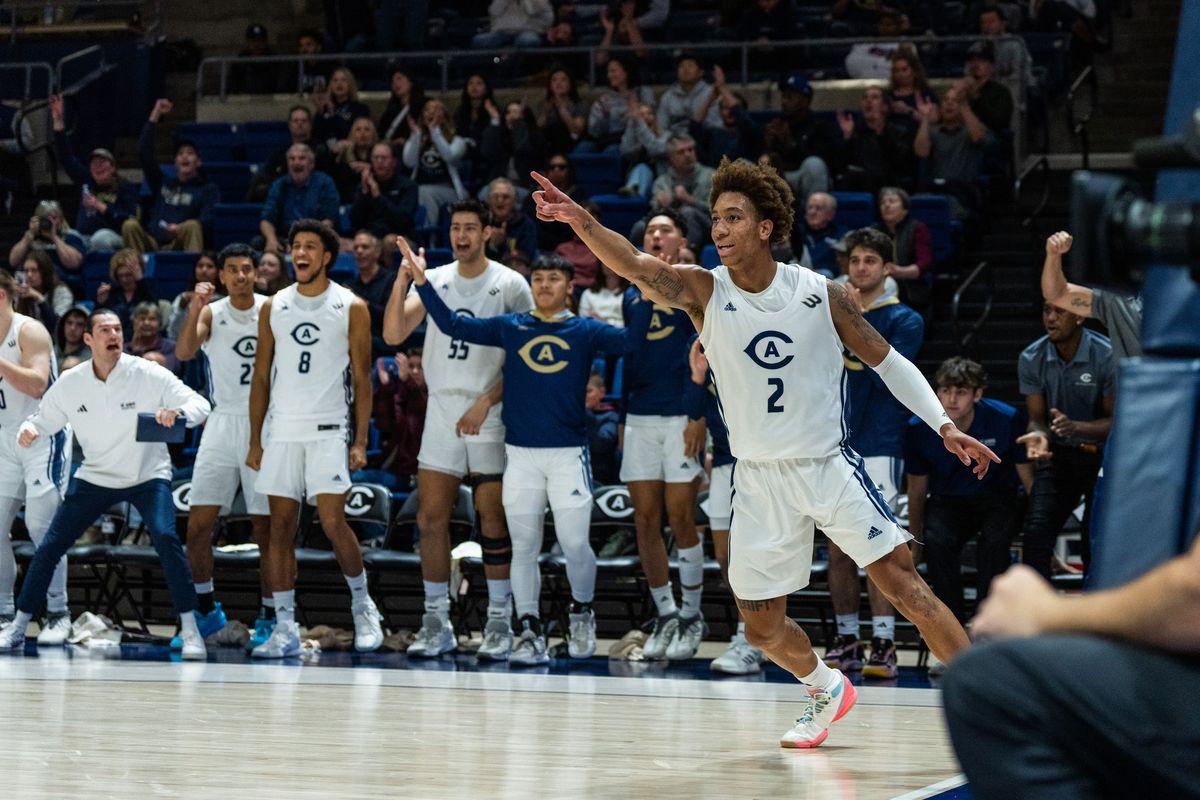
[232,335,257,358]
[595,486,633,518]
[171,481,192,512]
[290,322,320,346]
[646,304,677,341]
[743,331,794,370]
[517,335,571,374]
[344,485,373,517]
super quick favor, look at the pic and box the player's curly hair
[709,157,795,245]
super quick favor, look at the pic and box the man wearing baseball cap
[48,95,139,253]
[764,71,837,202]
[230,22,283,94]
[961,39,1014,135]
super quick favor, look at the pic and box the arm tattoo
[736,597,776,612]
[829,281,889,349]
[582,219,594,236]
[1070,297,1090,309]
[646,267,685,301]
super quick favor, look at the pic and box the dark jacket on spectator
[260,171,341,231]
[736,2,802,39]
[770,111,839,173]
[689,106,764,167]
[480,112,543,187]
[54,131,140,236]
[485,210,538,263]
[313,100,372,150]
[349,173,419,239]
[349,266,397,355]
[970,81,1014,134]
[587,403,620,486]
[373,376,427,481]
[139,122,220,244]
[838,121,915,194]
[97,278,158,340]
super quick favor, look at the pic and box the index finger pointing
[529,171,554,191]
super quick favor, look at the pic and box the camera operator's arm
[8,218,37,268]
[1041,231,1093,317]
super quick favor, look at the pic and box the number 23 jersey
[698,263,847,462]
[268,282,357,442]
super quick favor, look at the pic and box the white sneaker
[779,671,858,748]
[251,620,302,659]
[667,613,708,660]
[567,608,597,659]
[509,628,549,666]
[352,599,384,652]
[180,629,207,661]
[406,613,456,657]
[642,613,679,660]
[476,618,513,661]
[710,632,763,674]
[0,619,27,651]
[36,613,72,646]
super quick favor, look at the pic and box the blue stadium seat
[592,194,649,239]
[569,152,623,197]
[176,122,242,162]
[212,203,261,249]
[831,191,876,230]
[203,162,256,203]
[146,252,199,300]
[700,244,721,269]
[910,193,957,269]
[330,252,357,283]
[424,247,453,268]
[241,120,289,163]
[81,251,113,302]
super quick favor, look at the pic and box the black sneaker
[862,637,898,678]
[823,633,864,671]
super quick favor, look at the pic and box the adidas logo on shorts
[723,302,737,312]
[571,489,582,496]
[332,475,343,482]
[77,404,88,413]
[867,526,884,540]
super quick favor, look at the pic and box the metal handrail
[951,260,994,355]
[2,0,148,44]
[0,61,54,100]
[1066,66,1097,170]
[56,44,106,90]
[1014,154,1050,230]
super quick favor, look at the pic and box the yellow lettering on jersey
[646,304,676,341]
[517,335,571,374]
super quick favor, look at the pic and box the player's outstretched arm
[400,239,506,347]
[829,280,999,477]
[382,264,427,346]
[175,281,216,361]
[1041,231,1093,317]
[246,297,274,470]
[0,320,53,399]
[530,171,712,323]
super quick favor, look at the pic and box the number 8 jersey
[201,294,267,415]
[267,282,357,442]
[698,262,847,461]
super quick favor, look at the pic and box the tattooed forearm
[582,219,594,236]
[646,267,684,300]
[828,280,890,352]
[1070,297,1091,310]
[736,597,776,612]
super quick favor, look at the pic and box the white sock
[736,621,746,636]
[873,615,896,641]
[179,613,200,637]
[261,597,275,608]
[836,613,859,637]
[650,583,678,617]
[274,590,296,626]
[13,610,33,631]
[486,579,512,619]
[194,580,214,595]
[677,543,705,619]
[800,656,841,692]
[0,595,13,617]
[423,580,450,615]
[344,570,370,611]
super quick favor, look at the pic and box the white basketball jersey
[0,314,57,429]
[416,260,534,396]
[698,263,847,461]
[201,294,267,415]
[267,283,355,442]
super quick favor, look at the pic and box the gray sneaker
[666,613,708,660]
[642,613,680,660]
[476,618,513,661]
[407,613,457,658]
[509,628,549,666]
[567,608,597,659]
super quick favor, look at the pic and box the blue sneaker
[170,603,228,650]
[247,615,276,651]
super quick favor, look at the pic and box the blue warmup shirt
[683,336,733,467]
[903,397,1028,497]
[621,287,696,416]
[417,281,651,448]
[843,296,924,458]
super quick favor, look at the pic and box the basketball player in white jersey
[531,159,997,748]
[382,199,533,661]
[174,243,274,651]
[0,270,72,645]
[247,219,384,658]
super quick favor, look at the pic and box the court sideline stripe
[889,774,969,800]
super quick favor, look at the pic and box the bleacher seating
[569,152,623,197]
[175,122,241,162]
[145,252,197,300]
[592,194,650,239]
[203,162,256,203]
[832,191,876,230]
[241,120,290,163]
[211,203,261,249]
[910,193,959,271]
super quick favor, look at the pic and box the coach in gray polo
[1016,302,1116,579]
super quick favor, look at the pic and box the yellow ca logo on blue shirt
[647,304,676,341]
[517,335,571,374]
[843,349,866,371]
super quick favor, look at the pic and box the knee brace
[480,532,512,566]
[467,473,503,489]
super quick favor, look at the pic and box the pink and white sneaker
[780,670,858,748]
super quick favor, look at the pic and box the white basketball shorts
[417,393,506,478]
[706,462,734,532]
[188,413,270,515]
[255,435,350,504]
[619,414,703,484]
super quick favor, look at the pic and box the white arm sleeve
[871,347,952,436]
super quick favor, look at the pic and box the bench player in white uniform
[0,271,72,645]
[247,219,384,658]
[383,199,533,660]
[174,243,274,651]
[531,159,997,748]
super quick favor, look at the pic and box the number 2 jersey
[698,263,847,462]
[201,294,267,416]
[267,282,357,442]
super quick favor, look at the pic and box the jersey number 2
[447,339,469,360]
[766,378,784,413]
[239,363,252,385]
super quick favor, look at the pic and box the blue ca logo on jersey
[232,335,257,359]
[743,331,794,370]
[517,335,571,374]
[290,322,320,346]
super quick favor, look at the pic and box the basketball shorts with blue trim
[728,450,911,601]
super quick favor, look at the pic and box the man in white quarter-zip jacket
[0,309,212,659]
